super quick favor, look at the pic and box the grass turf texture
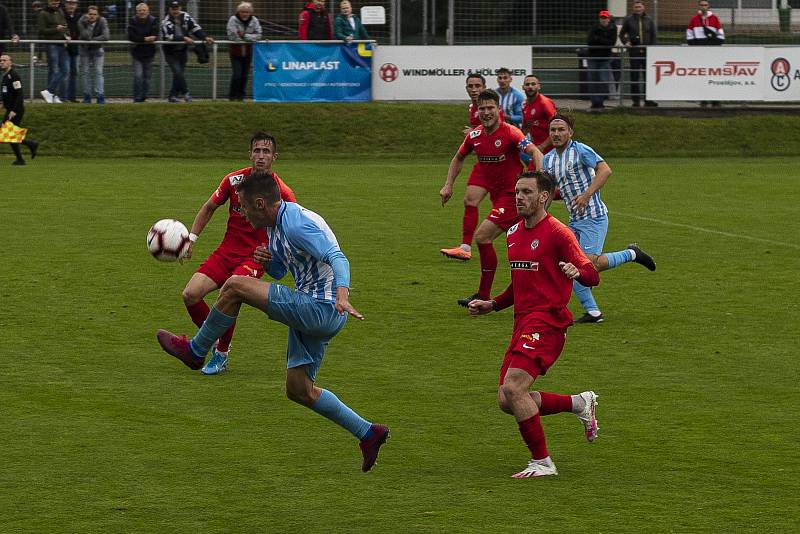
[2,156,798,532]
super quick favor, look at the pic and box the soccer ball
[147,219,190,262]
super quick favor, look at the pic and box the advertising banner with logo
[373,46,531,100]
[647,46,763,101]
[253,42,372,102]
[761,48,800,101]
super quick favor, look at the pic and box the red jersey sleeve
[458,130,476,157]
[557,226,600,287]
[508,124,531,151]
[493,282,514,311]
[543,96,557,122]
[275,175,297,202]
[211,176,232,206]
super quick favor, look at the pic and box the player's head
[236,170,282,228]
[465,74,486,102]
[250,131,277,171]
[549,112,574,149]
[522,74,541,99]
[496,67,512,90]
[476,89,500,129]
[516,171,556,218]
[0,54,12,72]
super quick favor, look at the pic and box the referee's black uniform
[2,59,38,165]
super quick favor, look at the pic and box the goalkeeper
[0,53,39,165]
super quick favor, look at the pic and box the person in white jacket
[227,2,262,100]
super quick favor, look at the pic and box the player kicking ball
[157,171,390,472]
[469,171,600,477]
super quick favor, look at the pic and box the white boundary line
[612,211,800,250]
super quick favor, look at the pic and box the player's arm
[440,150,467,206]
[572,161,611,215]
[510,95,523,127]
[184,196,220,260]
[468,282,514,315]
[9,76,24,118]
[558,229,600,287]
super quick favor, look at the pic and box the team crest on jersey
[469,129,481,139]
[494,139,502,148]
[507,222,520,235]
[531,239,539,250]
[228,173,247,186]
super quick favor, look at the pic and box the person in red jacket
[468,170,600,478]
[298,0,332,40]
[687,0,725,107]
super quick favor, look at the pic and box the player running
[521,74,557,155]
[181,131,296,374]
[440,89,544,308]
[468,171,600,478]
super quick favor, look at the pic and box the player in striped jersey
[157,170,389,472]
[543,113,656,323]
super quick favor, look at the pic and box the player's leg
[456,218,503,307]
[182,272,219,327]
[440,167,488,260]
[530,390,599,442]
[570,219,604,323]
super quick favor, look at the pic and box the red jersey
[522,93,557,149]
[468,102,505,127]
[459,122,530,196]
[211,166,297,257]
[494,214,599,328]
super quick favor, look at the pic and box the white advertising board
[647,46,763,101]
[372,46,531,100]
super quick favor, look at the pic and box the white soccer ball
[147,219,190,262]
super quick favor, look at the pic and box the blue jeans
[587,58,612,108]
[132,56,153,102]
[79,48,105,99]
[46,44,70,95]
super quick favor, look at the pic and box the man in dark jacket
[61,0,81,102]
[1,53,39,165]
[128,2,159,102]
[299,0,332,40]
[586,9,617,110]
[0,3,20,55]
[38,0,70,103]
[619,0,657,107]
[161,0,213,102]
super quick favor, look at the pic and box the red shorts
[197,248,264,288]
[486,194,521,231]
[499,319,566,384]
[466,164,490,190]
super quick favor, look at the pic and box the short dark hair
[524,73,540,83]
[496,67,511,76]
[477,88,500,105]
[236,169,281,204]
[250,131,277,152]
[549,112,574,130]
[466,73,486,85]
[518,170,556,197]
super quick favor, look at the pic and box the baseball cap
[169,1,181,7]
[65,0,77,3]
[599,9,611,18]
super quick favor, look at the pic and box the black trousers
[629,54,646,103]
[229,53,253,100]
[4,111,36,161]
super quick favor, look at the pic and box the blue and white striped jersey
[543,140,608,221]
[266,201,350,302]
[496,86,525,127]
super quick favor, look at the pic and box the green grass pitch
[1,156,798,532]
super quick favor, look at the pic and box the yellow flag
[0,121,27,143]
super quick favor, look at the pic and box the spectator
[78,5,108,104]
[29,1,43,38]
[334,1,369,43]
[495,67,524,128]
[586,9,617,110]
[0,3,20,55]
[687,0,724,107]
[620,0,657,107]
[299,0,332,40]
[161,0,213,103]
[226,2,262,101]
[38,0,70,103]
[127,2,159,103]
[62,0,80,102]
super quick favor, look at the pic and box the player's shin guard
[462,206,479,246]
[518,414,549,460]
[477,242,497,299]
[189,306,236,357]
[536,392,574,416]
[186,300,211,328]
[311,389,372,439]
[573,279,599,313]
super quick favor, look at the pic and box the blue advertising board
[253,43,372,102]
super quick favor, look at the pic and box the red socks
[186,300,235,353]
[537,392,574,416]
[518,414,549,460]
[462,206,479,246]
[477,242,497,299]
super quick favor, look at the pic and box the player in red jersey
[181,131,296,375]
[440,74,506,262]
[469,171,600,478]
[521,74,557,155]
[440,89,543,308]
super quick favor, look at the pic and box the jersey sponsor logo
[510,261,539,271]
[228,173,247,186]
[521,332,540,341]
[530,239,539,250]
[469,129,481,139]
[478,155,506,163]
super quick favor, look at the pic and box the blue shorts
[266,283,348,381]
[569,215,608,256]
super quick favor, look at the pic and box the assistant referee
[1,53,39,165]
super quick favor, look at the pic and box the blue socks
[311,389,372,439]
[605,249,635,269]
[189,306,236,357]
[573,279,600,314]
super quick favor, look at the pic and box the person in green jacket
[333,0,369,42]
